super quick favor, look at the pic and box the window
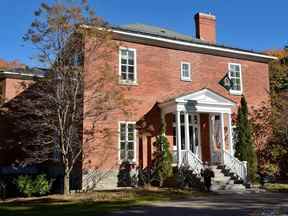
[181,62,191,81]
[228,63,242,94]
[119,48,137,84]
[119,122,136,162]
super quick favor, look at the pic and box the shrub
[16,174,52,197]
[33,174,52,196]
[153,126,173,187]
[16,176,34,197]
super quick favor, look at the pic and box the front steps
[209,166,246,192]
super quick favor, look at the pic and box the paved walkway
[110,192,288,216]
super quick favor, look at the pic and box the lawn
[0,188,205,216]
[264,183,288,193]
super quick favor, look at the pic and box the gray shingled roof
[113,23,266,55]
[120,23,203,43]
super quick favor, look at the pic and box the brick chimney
[194,12,216,43]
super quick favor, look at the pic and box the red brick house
[81,12,276,189]
[0,13,276,190]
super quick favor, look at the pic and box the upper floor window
[228,63,242,95]
[119,122,136,162]
[119,48,137,84]
[181,62,191,81]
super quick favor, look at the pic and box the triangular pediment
[175,88,235,106]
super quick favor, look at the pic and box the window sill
[118,160,137,165]
[230,90,243,96]
[181,78,192,82]
[119,80,138,86]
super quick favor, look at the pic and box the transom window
[119,48,137,84]
[119,122,136,162]
[181,62,191,81]
[228,63,242,94]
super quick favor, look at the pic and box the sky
[0,0,287,67]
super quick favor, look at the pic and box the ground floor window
[119,122,136,162]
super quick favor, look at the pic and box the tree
[10,0,129,195]
[235,96,257,182]
[153,126,173,187]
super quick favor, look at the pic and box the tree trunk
[63,171,70,196]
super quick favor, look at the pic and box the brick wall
[83,38,270,188]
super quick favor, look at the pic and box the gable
[175,88,236,107]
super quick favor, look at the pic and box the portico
[159,88,236,167]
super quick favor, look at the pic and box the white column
[228,113,234,155]
[176,111,182,167]
[220,113,226,164]
[184,112,190,151]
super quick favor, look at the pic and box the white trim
[228,63,243,95]
[118,47,138,85]
[0,71,45,78]
[180,62,192,81]
[118,121,137,164]
[112,29,277,61]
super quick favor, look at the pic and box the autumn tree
[12,0,128,195]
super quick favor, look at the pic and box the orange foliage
[0,59,26,70]
[266,49,288,59]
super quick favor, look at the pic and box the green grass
[0,188,205,216]
[265,183,288,192]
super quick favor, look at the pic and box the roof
[0,67,48,80]
[111,24,277,62]
[159,88,236,105]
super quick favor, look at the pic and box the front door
[200,113,210,163]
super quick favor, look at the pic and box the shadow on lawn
[0,199,137,216]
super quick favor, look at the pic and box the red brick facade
[82,38,271,182]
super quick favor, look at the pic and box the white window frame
[180,62,191,81]
[118,121,137,163]
[228,63,243,95]
[119,47,137,85]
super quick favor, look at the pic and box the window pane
[194,115,198,124]
[121,73,127,80]
[128,59,134,65]
[128,150,134,160]
[188,115,192,124]
[120,124,126,141]
[234,65,240,71]
[173,127,176,146]
[121,65,127,73]
[182,64,189,70]
[181,125,185,150]
[128,132,134,141]
[183,70,189,78]
[194,127,199,146]
[128,124,134,132]
[120,149,125,160]
[128,50,134,59]
[189,126,194,152]
[121,50,128,57]
[128,142,134,150]
[121,59,127,65]
[180,114,185,124]
[128,73,134,81]
[120,142,126,150]
[128,66,134,73]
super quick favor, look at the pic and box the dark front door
[200,113,211,163]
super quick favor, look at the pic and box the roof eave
[111,28,277,63]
